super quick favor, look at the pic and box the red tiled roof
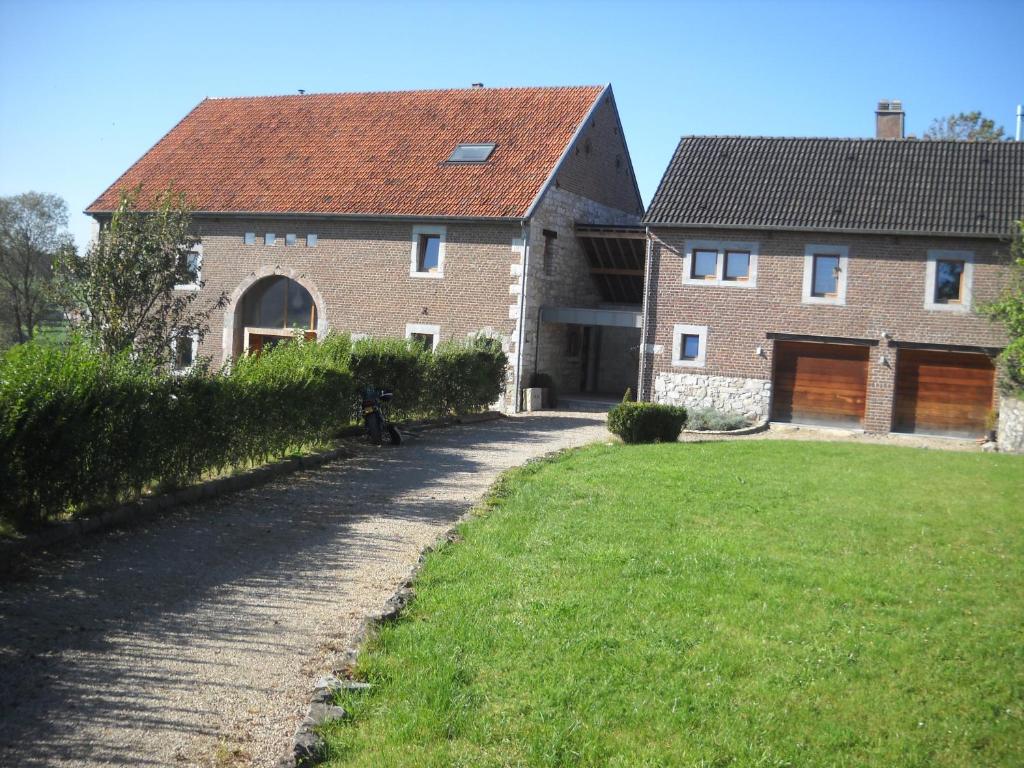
[87,85,606,219]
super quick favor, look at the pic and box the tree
[0,192,74,345]
[57,187,225,362]
[983,221,1024,392]
[924,111,1007,141]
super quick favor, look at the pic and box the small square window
[266,233,276,246]
[244,232,256,245]
[934,260,965,304]
[680,334,701,360]
[811,254,840,297]
[447,142,496,162]
[724,251,750,281]
[285,233,297,246]
[417,234,441,273]
[306,233,317,247]
[692,249,718,280]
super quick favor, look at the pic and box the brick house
[86,85,644,410]
[640,103,1024,437]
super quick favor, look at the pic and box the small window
[417,234,441,273]
[265,233,276,246]
[410,333,435,350]
[542,229,557,276]
[172,333,196,371]
[285,233,297,246]
[406,323,440,350]
[176,249,201,290]
[306,233,318,247]
[811,254,841,297]
[244,232,256,245]
[692,249,718,280]
[934,259,965,304]
[723,251,750,281]
[447,142,496,163]
[680,334,701,360]
[672,323,707,368]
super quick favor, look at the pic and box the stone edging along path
[282,446,569,768]
[0,411,504,576]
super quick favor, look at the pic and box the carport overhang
[540,306,643,328]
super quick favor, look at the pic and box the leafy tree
[983,221,1024,392]
[0,192,74,345]
[924,111,1007,141]
[57,187,225,362]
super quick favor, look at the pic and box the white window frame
[682,240,758,288]
[925,250,974,313]
[802,244,849,306]
[265,233,276,246]
[175,245,202,291]
[285,233,298,246]
[306,233,318,247]
[171,331,200,373]
[244,232,256,245]
[671,323,708,368]
[406,322,440,350]
[409,225,446,278]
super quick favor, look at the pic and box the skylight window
[447,143,496,163]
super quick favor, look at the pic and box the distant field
[322,441,1024,768]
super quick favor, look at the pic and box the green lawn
[323,441,1024,767]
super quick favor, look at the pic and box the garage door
[893,349,994,437]
[771,341,870,427]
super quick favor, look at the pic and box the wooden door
[771,341,870,427]
[893,349,994,437]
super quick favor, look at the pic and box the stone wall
[998,396,1024,453]
[654,372,771,422]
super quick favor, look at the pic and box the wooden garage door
[771,341,870,427]
[893,349,994,437]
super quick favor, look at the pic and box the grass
[321,441,1024,768]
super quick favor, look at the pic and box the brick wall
[640,227,1011,431]
[188,216,523,404]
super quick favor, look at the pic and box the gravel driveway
[0,412,608,767]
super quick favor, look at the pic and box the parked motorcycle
[361,386,402,446]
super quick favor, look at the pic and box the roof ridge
[203,84,605,101]
[678,135,1020,144]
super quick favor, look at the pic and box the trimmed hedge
[607,401,687,444]
[0,332,507,530]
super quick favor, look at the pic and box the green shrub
[349,336,427,420]
[0,331,507,531]
[429,335,507,416]
[607,401,687,444]
[685,408,750,432]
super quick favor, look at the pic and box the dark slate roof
[644,136,1024,238]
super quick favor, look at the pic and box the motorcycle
[361,386,402,446]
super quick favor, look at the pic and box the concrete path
[0,412,608,767]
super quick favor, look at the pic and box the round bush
[607,402,687,444]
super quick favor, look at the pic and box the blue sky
[1,0,1021,249]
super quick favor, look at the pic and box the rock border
[680,419,769,437]
[285,446,569,767]
[0,411,504,576]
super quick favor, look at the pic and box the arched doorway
[233,276,321,355]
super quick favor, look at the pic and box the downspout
[637,227,653,401]
[513,219,531,412]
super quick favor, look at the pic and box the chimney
[875,99,905,139]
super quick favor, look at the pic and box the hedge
[0,332,506,530]
[607,401,687,444]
